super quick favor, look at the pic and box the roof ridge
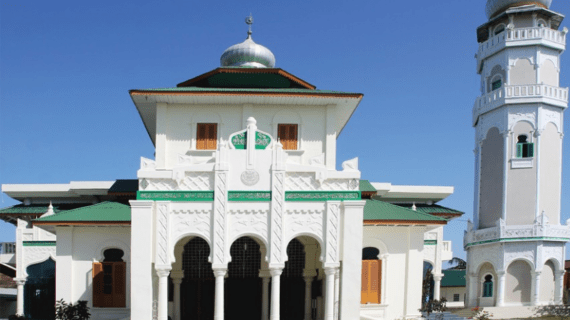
[367,199,447,221]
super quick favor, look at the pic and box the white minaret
[465,0,569,307]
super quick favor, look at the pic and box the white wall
[56,226,131,320]
[441,287,465,307]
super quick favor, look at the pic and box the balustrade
[464,222,570,247]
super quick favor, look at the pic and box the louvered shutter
[369,260,380,304]
[528,143,534,158]
[207,124,218,150]
[516,143,523,158]
[197,124,207,150]
[113,262,126,307]
[93,262,104,307]
[278,124,298,150]
[361,260,369,304]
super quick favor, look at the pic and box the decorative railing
[473,84,569,122]
[464,221,570,247]
[478,27,567,61]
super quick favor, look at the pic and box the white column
[214,268,227,320]
[555,270,565,304]
[303,275,313,320]
[156,268,171,320]
[15,278,25,316]
[532,271,541,306]
[171,275,183,320]
[502,131,510,221]
[433,274,443,301]
[261,274,271,320]
[324,268,336,320]
[129,200,154,320]
[334,269,340,320]
[270,268,283,320]
[467,273,478,307]
[496,271,506,307]
[535,130,542,219]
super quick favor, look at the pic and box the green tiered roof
[364,200,447,223]
[34,202,131,224]
[441,269,466,287]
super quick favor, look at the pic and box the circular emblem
[241,170,260,186]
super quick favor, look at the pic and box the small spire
[245,14,253,38]
[412,202,417,211]
[42,201,55,217]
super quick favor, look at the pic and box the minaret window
[516,135,534,158]
[494,24,506,35]
[482,275,493,297]
[278,124,298,150]
[196,123,218,150]
[492,79,502,91]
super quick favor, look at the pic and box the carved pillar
[496,271,506,307]
[501,131,510,221]
[333,269,340,320]
[303,275,314,320]
[156,268,171,320]
[532,271,542,306]
[214,268,227,320]
[171,272,184,320]
[15,278,25,316]
[433,274,443,300]
[270,268,283,320]
[260,270,271,320]
[324,268,337,320]
[555,270,565,304]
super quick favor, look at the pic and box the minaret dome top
[220,16,276,68]
[485,0,552,19]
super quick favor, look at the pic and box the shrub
[55,299,91,320]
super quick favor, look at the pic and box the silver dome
[220,34,276,68]
[486,0,552,18]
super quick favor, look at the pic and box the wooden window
[278,124,298,150]
[196,123,218,150]
[93,249,126,308]
[361,260,382,304]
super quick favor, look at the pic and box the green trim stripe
[424,240,437,245]
[23,241,56,247]
[137,191,214,201]
[466,236,570,247]
[285,191,361,201]
[228,191,271,202]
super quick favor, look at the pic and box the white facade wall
[440,287,466,308]
[55,226,131,320]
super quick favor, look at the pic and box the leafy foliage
[534,304,570,320]
[55,299,91,320]
[420,268,447,319]
[448,257,467,270]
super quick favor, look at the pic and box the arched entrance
[181,237,214,320]
[226,237,262,320]
[24,258,55,320]
[281,238,305,320]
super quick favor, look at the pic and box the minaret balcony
[472,84,568,125]
[476,27,567,72]
[464,220,570,248]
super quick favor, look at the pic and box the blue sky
[1,0,569,261]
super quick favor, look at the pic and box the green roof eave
[359,180,376,192]
[363,200,447,223]
[0,205,60,215]
[33,202,131,224]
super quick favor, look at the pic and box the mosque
[0,0,567,320]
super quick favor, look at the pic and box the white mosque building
[465,0,570,308]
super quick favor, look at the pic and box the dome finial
[246,14,253,38]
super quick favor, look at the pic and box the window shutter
[93,262,104,307]
[197,124,207,150]
[113,262,127,308]
[369,260,380,304]
[208,124,218,150]
[361,261,369,304]
[516,143,523,158]
[529,143,534,158]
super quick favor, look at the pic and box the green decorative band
[466,236,570,247]
[424,240,437,245]
[137,191,214,201]
[231,131,271,150]
[285,191,361,201]
[228,191,271,201]
[23,241,56,247]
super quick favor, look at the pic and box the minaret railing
[477,27,567,63]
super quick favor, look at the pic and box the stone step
[422,311,468,320]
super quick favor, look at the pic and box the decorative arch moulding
[137,190,361,201]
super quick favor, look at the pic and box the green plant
[56,299,91,320]
[469,306,493,320]
[534,304,570,320]
[420,298,447,320]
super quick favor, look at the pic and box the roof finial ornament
[246,14,253,38]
